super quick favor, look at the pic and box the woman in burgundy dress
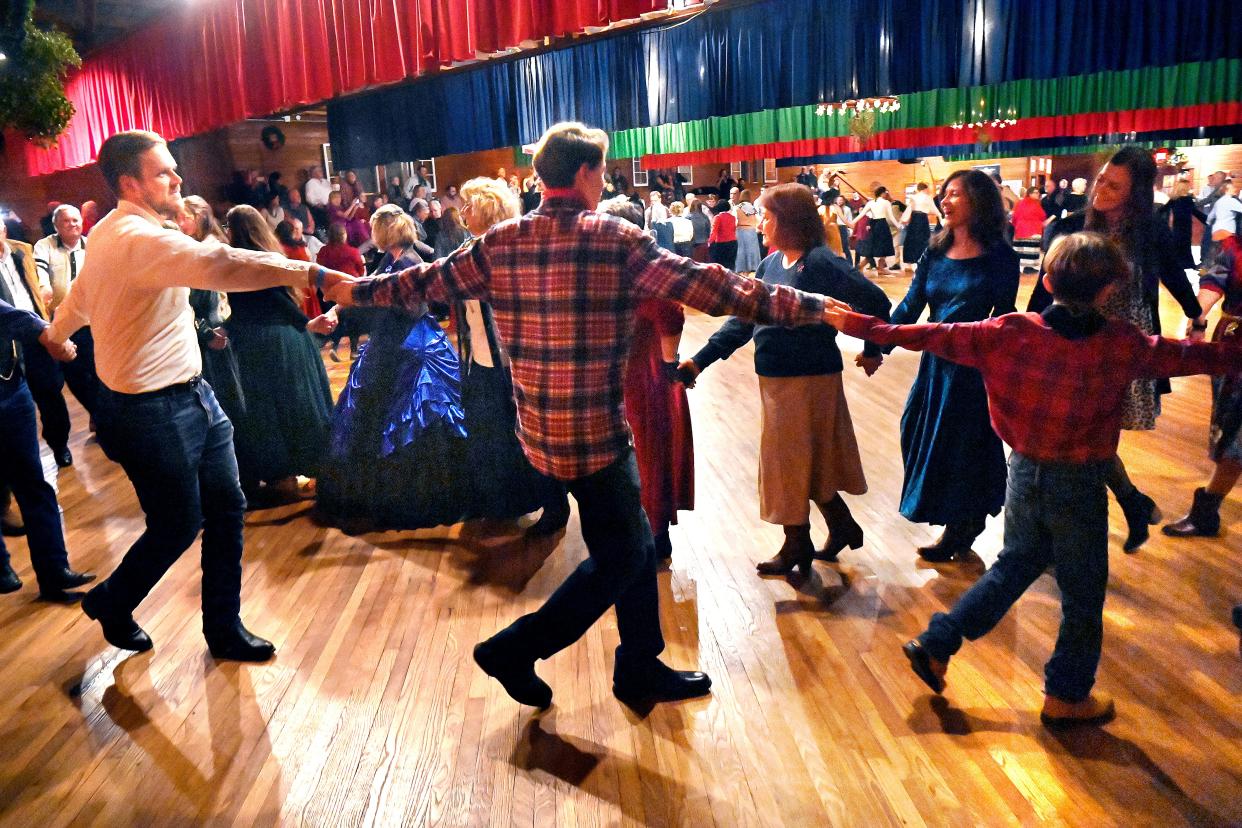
[603,197,695,558]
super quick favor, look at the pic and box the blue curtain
[329,0,1242,168]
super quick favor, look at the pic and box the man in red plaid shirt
[824,232,1242,727]
[330,122,835,709]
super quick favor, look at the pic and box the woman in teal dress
[888,169,1018,561]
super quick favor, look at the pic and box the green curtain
[609,58,1242,158]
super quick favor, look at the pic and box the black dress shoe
[473,638,552,709]
[613,660,712,704]
[82,590,153,652]
[0,563,21,594]
[53,446,73,468]
[40,567,96,590]
[38,568,95,601]
[528,495,571,537]
[903,640,946,694]
[205,623,276,662]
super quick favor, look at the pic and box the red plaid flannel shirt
[837,310,1242,463]
[353,190,826,480]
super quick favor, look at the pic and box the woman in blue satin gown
[888,170,1018,562]
[314,205,472,531]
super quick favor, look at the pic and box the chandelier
[815,96,901,116]
[951,105,1018,131]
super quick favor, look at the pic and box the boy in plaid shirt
[824,232,1242,727]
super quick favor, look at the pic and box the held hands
[39,329,76,362]
[207,327,230,351]
[855,353,883,376]
[1186,319,1208,342]
[315,268,360,307]
[306,309,339,336]
[675,359,701,388]
[821,297,854,328]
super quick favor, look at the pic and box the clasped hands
[38,329,77,362]
[315,268,362,307]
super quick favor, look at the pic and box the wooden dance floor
[1,275,1240,827]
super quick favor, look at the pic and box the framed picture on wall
[763,159,778,183]
[632,159,648,187]
[676,165,694,185]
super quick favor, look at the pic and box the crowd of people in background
[1,125,1240,728]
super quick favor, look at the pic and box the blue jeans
[494,448,665,674]
[919,452,1111,702]
[0,376,70,583]
[92,378,246,631]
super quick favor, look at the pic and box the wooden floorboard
[1,273,1240,827]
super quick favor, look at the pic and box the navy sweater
[692,246,891,377]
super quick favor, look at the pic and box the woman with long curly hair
[1027,146,1201,551]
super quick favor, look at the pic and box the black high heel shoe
[756,525,814,576]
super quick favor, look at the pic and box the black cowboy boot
[814,496,864,562]
[1162,488,1224,538]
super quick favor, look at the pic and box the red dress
[624,299,694,535]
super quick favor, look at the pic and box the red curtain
[18,0,665,177]
[637,102,1242,168]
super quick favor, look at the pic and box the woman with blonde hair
[224,205,333,503]
[315,204,471,531]
[453,176,569,529]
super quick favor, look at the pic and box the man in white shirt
[644,191,669,227]
[304,165,333,238]
[46,130,357,661]
[32,204,99,450]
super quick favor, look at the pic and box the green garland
[0,4,81,146]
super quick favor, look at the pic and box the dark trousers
[495,449,665,673]
[23,327,98,450]
[92,378,245,630]
[918,452,1110,702]
[0,376,70,583]
[837,225,853,266]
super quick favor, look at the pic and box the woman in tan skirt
[679,184,892,576]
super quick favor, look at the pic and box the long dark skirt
[198,342,246,424]
[316,310,472,530]
[461,363,558,520]
[866,221,895,259]
[899,352,1006,524]
[902,212,931,264]
[709,241,738,268]
[228,322,333,490]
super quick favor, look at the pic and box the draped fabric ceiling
[328,0,1242,170]
[16,0,667,176]
[19,0,1242,176]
